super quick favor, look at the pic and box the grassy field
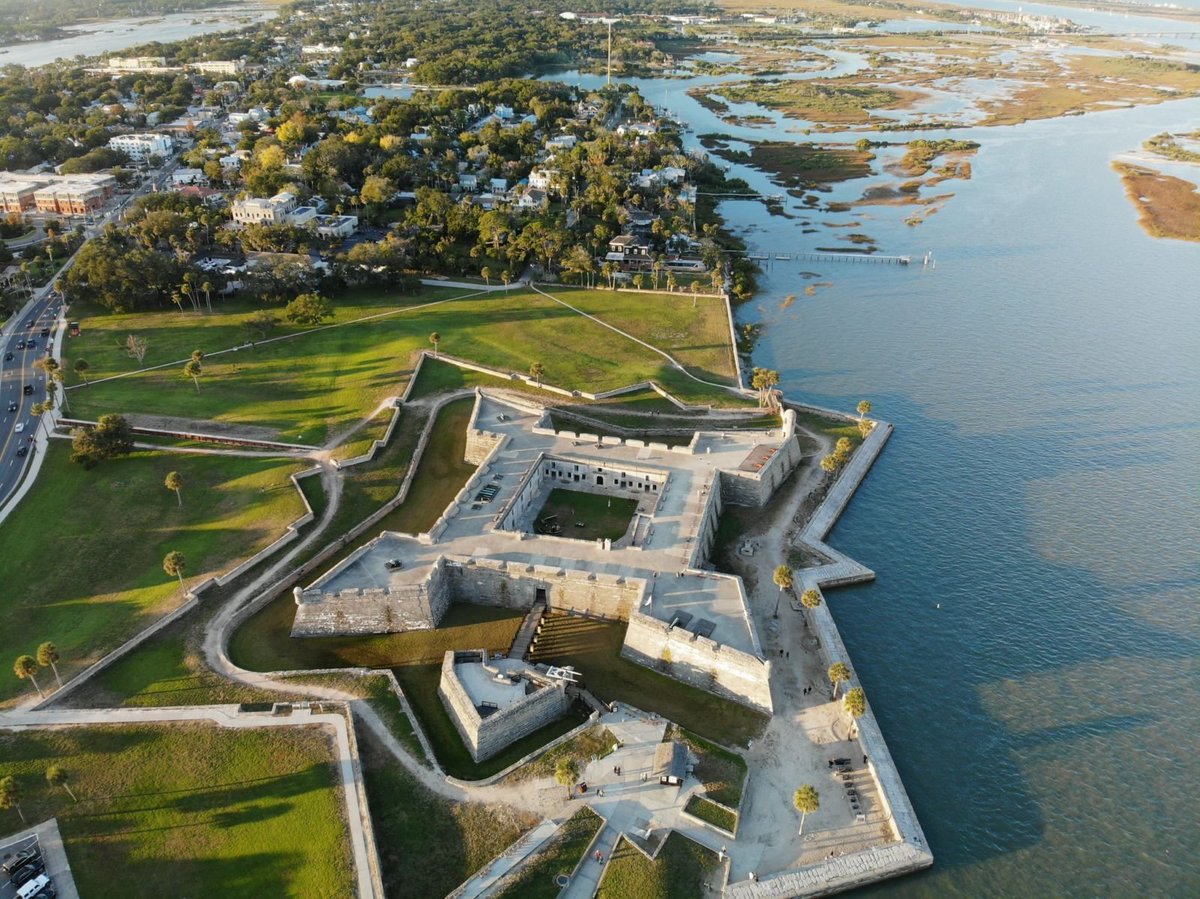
[495,808,603,899]
[504,726,616,783]
[1113,162,1200,242]
[0,724,352,897]
[535,488,639,541]
[668,725,749,808]
[359,728,537,898]
[684,795,738,834]
[597,833,721,899]
[703,80,913,125]
[0,444,308,705]
[548,288,739,387]
[63,287,742,443]
[529,614,768,747]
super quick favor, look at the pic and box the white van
[17,873,50,899]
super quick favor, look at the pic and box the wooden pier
[747,251,922,266]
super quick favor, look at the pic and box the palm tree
[529,362,545,388]
[0,776,25,824]
[501,270,511,288]
[429,332,441,358]
[46,765,77,802]
[828,662,851,699]
[13,655,43,698]
[555,757,579,799]
[666,271,678,293]
[844,687,866,737]
[801,588,822,615]
[74,358,90,384]
[772,564,793,618]
[201,280,213,313]
[183,359,202,392]
[36,642,62,688]
[165,471,184,507]
[793,784,819,837]
[480,266,492,286]
[820,454,839,476]
[30,401,51,438]
[163,550,186,594]
[857,400,871,422]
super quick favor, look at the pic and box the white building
[315,214,358,239]
[188,60,243,76]
[171,168,208,186]
[528,168,558,191]
[302,43,342,56]
[108,133,174,163]
[231,191,299,226]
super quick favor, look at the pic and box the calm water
[550,61,1200,896]
[0,5,276,68]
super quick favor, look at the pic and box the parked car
[1,849,38,874]
[16,873,51,899]
[40,328,49,337]
[385,559,404,570]
[3,352,12,361]
[10,858,46,887]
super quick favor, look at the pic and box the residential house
[517,187,547,210]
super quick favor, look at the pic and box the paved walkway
[560,823,620,899]
[453,817,559,898]
[0,705,377,899]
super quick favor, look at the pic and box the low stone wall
[621,612,773,714]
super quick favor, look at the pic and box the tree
[801,588,822,614]
[70,414,134,469]
[46,766,77,802]
[772,564,793,618]
[828,662,851,699]
[751,368,780,409]
[165,471,184,507]
[554,757,579,799]
[245,309,277,340]
[793,784,819,837]
[843,687,866,736]
[0,776,24,824]
[429,331,441,358]
[835,437,853,459]
[13,655,42,699]
[30,401,52,438]
[123,334,149,364]
[857,400,871,422]
[480,266,492,286]
[820,454,840,476]
[35,357,68,412]
[183,359,202,393]
[530,362,545,388]
[36,642,62,688]
[500,270,511,288]
[73,358,90,384]
[283,292,333,326]
[163,550,187,594]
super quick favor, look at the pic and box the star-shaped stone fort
[293,391,805,718]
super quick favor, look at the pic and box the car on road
[3,352,11,361]
[23,384,33,395]
[7,401,16,412]
[14,422,24,433]
[15,340,25,349]
[16,446,27,457]
[40,328,49,337]
[1,849,38,874]
[26,341,35,349]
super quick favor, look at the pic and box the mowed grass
[535,488,639,541]
[0,724,353,898]
[495,807,603,899]
[359,728,538,899]
[597,833,721,899]
[64,287,743,443]
[529,614,768,747]
[0,444,308,704]
[547,287,740,387]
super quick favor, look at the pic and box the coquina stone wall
[291,555,452,636]
[438,651,572,762]
[620,611,774,714]
[719,410,803,508]
[443,557,646,621]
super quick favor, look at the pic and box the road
[0,157,179,511]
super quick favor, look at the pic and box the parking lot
[0,819,78,899]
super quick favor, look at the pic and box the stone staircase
[508,599,547,660]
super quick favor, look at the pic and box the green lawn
[551,287,739,387]
[684,795,738,834]
[63,287,743,443]
[529,614,768,748]
[359,728,538,899]
[535,488,639,541]
[495,808,603,899]
[667,725,749,808]
[0,444,308,705]
[597,833,721,899]
[0,724,353,898]
[504,726,616,783]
